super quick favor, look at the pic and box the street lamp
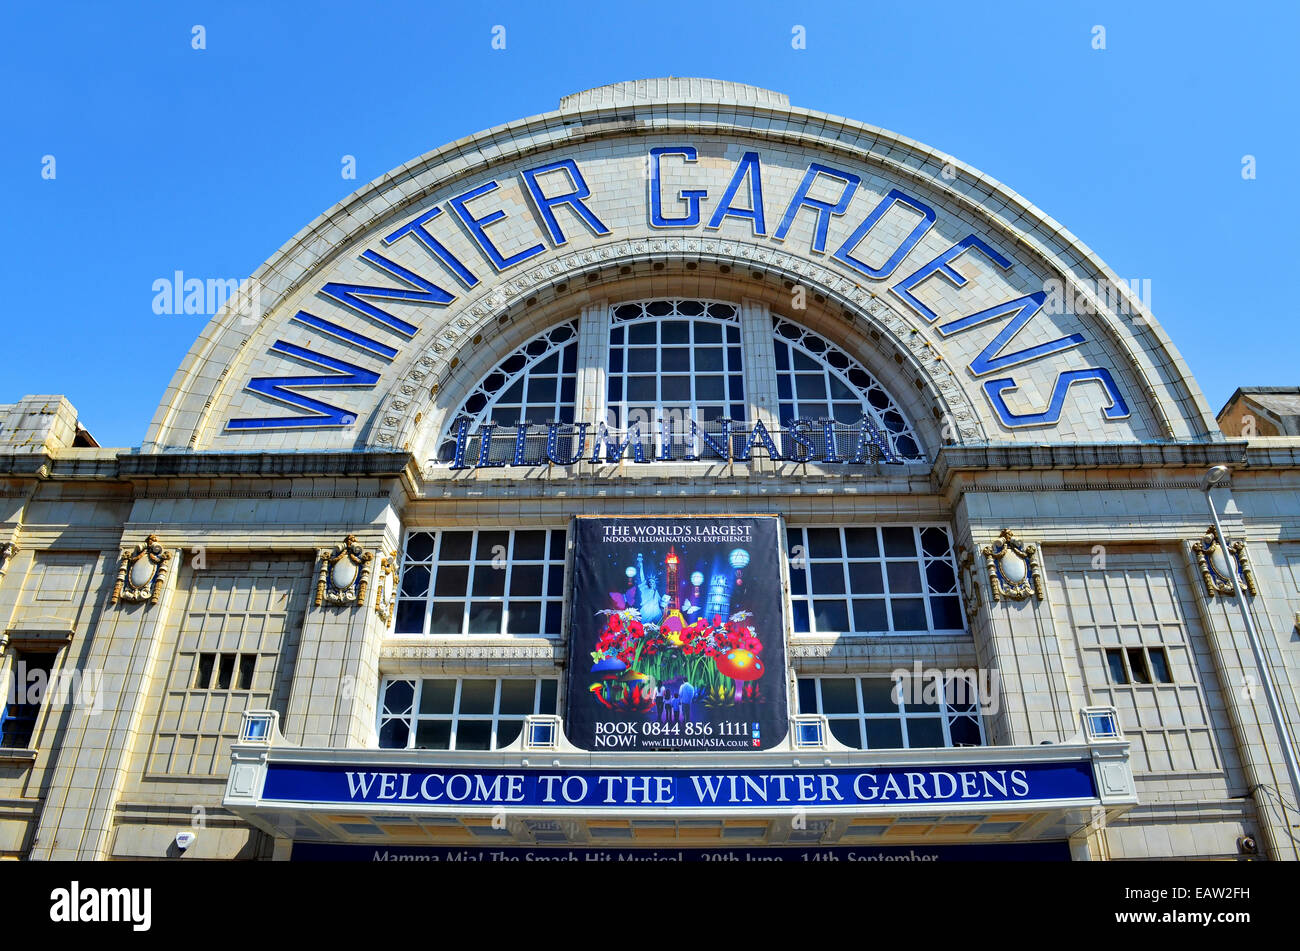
[1202,465,1300,813]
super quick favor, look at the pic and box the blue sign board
[261,760,1096,809]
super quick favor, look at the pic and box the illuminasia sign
[563,516,789,751]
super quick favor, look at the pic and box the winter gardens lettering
[227,147,1130,439]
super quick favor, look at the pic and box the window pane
[472,565,505,597]
[476,532,509,561]
[379,719,410,749]
[905,718,945,749]
[237,655,256,690]
[881,527,917,557]
[430,564,468,599]
[405,532,435,562]
[920,527,952,558]
[439,532,473,561]
[890,599,928,631]
[809,562,846,594]
[539,679,558,713]
[456,721,493,751]
[467,602,503,634]
[459,680,497,715]
[829,719,863,749]
[1149,648,1173,684]
[806,528,842,558]
[812,600,849,632]
[819,679,859,714]
[428,602,463,635]
[949,715,982,747]
[395,600,427,635]
[499,680,536,715]
[1105,649,1129,684]
[848,562,883,594]
[797,678,818,714]
[513,531,546,561]
[507,601,542,635]
[418,680,456,715]
[496,720,524,748]
[402,564,433,598]
[886,563,922,593]
[217,654,235,690]
[930,597,963,630]
[195,653,215,689]
[510,564,544,596]
[414,720,451,750]
[852,599,888,632]
[865,719,904,749]
[1127,648,1152,685]
[860,678,899,713]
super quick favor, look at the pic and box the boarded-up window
[146,557,310,778]
[1057,554,1221,775]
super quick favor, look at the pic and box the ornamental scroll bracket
[112,534,173,605]
[374,550,398,625]
[0,541,17,578]
[956,545,983,620]
[316,534,373,607]
[981,529,1045,603]
[1191,527,1257,597]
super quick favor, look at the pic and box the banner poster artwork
[565,516,789,751]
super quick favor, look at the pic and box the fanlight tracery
[435,301,925,465]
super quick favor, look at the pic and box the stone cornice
[932,442,1250,493]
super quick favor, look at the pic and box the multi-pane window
[772,317,922,460]
[437,322,578,462]
[787,525,963,634]
[606,299,746,437]
[432,299,929,468]
[1,650,58,749]
[797,675,984,750]
[394,529,567,636]
[193,652,256,691]
[1105,646,1174,685]
[378,677,559,750]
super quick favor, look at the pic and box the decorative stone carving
[957,546,983,619]
[1191,527,1257,597]
[0,541,18,578]
[315,534,373,607]
[374,551,398,624]
[112,534,172,605]
[981,529,1045,603]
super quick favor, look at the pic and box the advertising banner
[564,515,788,751]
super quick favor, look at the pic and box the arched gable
[145,79,1218,457]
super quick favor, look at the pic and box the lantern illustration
[729,548,750,586]
[690,570,704,599]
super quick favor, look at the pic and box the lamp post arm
[1206,488,1300,815]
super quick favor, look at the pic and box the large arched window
[436,300,925,464]
[772,317,922,460]
[606,299,745,431]
[436,321,577,461]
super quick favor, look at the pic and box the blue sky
[2,1,1295,448]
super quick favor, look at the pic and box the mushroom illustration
[590,655,627,706]
[714,648,763,703]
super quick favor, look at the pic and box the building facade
[3,78,1298,861]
